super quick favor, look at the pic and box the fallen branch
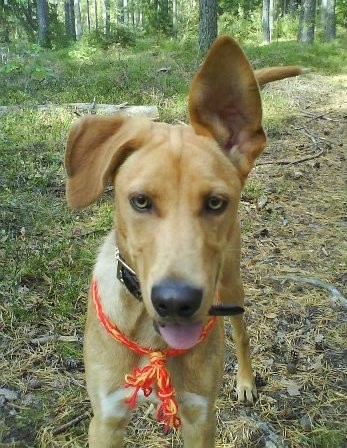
[30,334,82,345]
[0,103,159,120]
[271,275,347,309]
[302,111,342,122]
[52,411,90,436]
[300,128,320,149]
[257,149,324,166]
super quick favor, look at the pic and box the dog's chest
[100,385,209,424]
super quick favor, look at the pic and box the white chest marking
[101,386,160,420]
[101,388,130,419]
[181,392,209,424]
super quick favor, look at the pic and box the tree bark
[159,0,171,33]
[123,0,128,25]
[86,0,91,30]
[287,0,297,15]
[65,0,76,40]
[94,0,98,29]
[117,0,124,24]
[322,0,336,40]
[198,0,218,54]
[103,0,110,34]
[0,0,10,42]
[36,0,50,47]
[74,0,82,39]
[262,0,272,43]
[298,0,316,43]
[172,0,177,35]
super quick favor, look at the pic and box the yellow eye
[205,196,228,214]
[130,194,152,211]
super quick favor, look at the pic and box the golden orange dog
[65,36,301,447]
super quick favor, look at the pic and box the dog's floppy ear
[189,35,266,179]
[65,115,151,208]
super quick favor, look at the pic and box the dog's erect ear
[65,115,151,208]
[189,35,266,179]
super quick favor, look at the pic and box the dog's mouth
[154,321,203,350]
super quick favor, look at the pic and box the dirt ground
[1,73,346,447]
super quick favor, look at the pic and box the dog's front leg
[87,386,132,448]
[89,414,130,448]
[179,392,216,448]
[230,314,257,403]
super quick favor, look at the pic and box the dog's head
[66,36,300,349]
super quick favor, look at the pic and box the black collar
[115,248,142,301]
[115,248,244,316]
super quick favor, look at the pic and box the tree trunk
[65,0,76,39]
[262,0,272,43]
[0,0,10,42]
[130,0,135,28]
[74,0,82,39]
[123,0,128,25]
[86,0,91,30]
[198,0,217,54]
[94,0,98,29]
[117,0,124,24]
[298,0,316,43]
[172,0,177,35]
[103,0,110,34]
[36,0,50,47]
[322,0,336,40]
[321,0,327,23]
[287,0,296,15]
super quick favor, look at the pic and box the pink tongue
[158,323,203,350]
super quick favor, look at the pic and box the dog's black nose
[151,280,203,318]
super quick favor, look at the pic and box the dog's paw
[236,374,257,404]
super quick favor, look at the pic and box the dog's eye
[205,196,228,214]
[130,194,152,211]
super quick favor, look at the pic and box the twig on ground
[270,275,347,309]
[257,149,324,166]
[30,334,82,345]
[52,411,90,436]
[300,128,320,149]
[302,111,343,122]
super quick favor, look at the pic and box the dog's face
[65,36,268,349]
[114,123,242,343]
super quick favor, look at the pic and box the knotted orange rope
[92,279,217,432]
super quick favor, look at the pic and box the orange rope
[92,279,217,432]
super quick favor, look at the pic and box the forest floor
[0,38,346,447]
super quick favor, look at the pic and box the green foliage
[274,15,300,40]
[83,25,137,49]
[244,38,347,75]
[219,9,263,43]
[301,428,347,447]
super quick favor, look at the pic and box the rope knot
[124,349,181,431]
[149,350,166,365]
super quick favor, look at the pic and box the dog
[65,36,302,447]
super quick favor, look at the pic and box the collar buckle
[115,248,142,301]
